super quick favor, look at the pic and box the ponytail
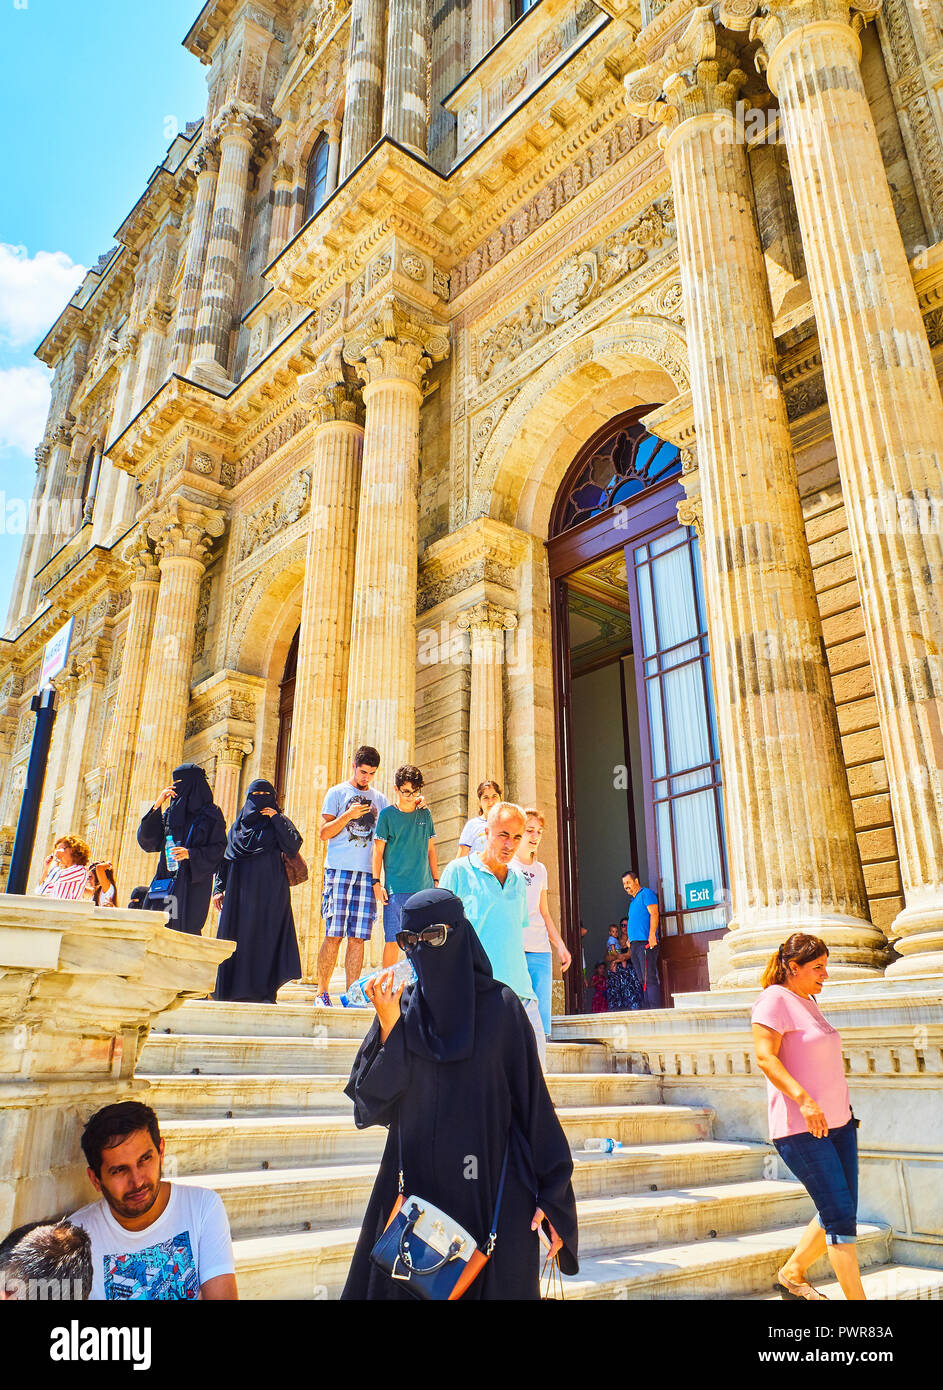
[761,932,829,988]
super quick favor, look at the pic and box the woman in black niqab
[212,779,302,1003]
[341,888,578,1300]
[137,763,227,935]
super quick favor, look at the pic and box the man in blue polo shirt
[622,868,663,1008]
[439,801,546,1066]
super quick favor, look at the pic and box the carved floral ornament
[237,469,312,563]
[297,343,363,425]
[343,295,450,388]
[146,501,226,566]
[475,196,676,382]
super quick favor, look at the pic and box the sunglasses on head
[394,924,450,952]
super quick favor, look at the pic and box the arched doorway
[274,626,299,804]
[550,409,729,1009]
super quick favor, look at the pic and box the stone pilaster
[131,309,171,417]
[339,0,386,180]
[5,450,47,630]
[121,502,225,892]
[56,649,107,838]
[267,161,296,260]
[456,601,517,813]
[94,541,160,874]
[289,353,364,981]
[728,0,943,977]
[29,672,77,887]
[211,735,253,832]
[23,428,73,616]
[325,120,342,196]
[626,8,882,985]
[343,299,449,799]
[190,105,257,382]
[171,142,220,373]
[383,0,430,155]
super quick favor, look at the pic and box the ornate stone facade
[1,0,941,1005]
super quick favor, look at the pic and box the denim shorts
[774,1116,859,1244]
[382,891,412,943]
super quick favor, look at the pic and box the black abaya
[341,889,578,1301]
[213,782,302,1003]
[137,765,227,935]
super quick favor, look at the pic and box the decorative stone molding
[418,518,530,615]
[122,537,159,585]
[625,7,749,136]
[237,469,311,563]
[212,734,254,767]
[296,343,364,425]
[456,601,519,634]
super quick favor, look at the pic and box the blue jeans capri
[773,1116,859,1245]
[382,891,411,943]
[525,951,553,1036]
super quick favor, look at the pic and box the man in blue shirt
[622,869,663,1008]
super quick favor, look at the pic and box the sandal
[774,1268,828,1301]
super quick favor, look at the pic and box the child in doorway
[373,765,439,967]
[512,808,572,1035]
[457,779,502,857]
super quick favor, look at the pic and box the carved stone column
[190,105,256,382]
[382,0,430,155]
[211,736,253,832]
[23,426,73,616]
[456,602,517,814]
[131,309,171,417]
[325,119,342,195]
[121,501,225,892]
[626,10,882,985]
[267,161,296,260]
[339,0,386,180]
[5,448,47,629]
[171,142,220,373]
[95,541,160,873]
[30,672,77,887]
[728,0,943,977]
[289,354,364,981]
[56,649,108,838]
[343,299,449,797]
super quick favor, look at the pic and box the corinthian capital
[297,342,364,425]
[456,602,518,633]
[716,0,881,71]
[147,498,226,566]
[625,6,748,133]
[212,101,256,145]
[122,536,160,584]
[188,140,220,177]
[343,294,450,390]
[213,734,253,767]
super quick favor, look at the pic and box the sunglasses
[394,924,450,952]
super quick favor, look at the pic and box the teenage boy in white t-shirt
[512,808,571,1036]
[70,1101,236,1301]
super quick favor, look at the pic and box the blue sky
[0,0,209,623]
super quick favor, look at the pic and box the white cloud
[0,244,87,348]
[0,364,53,455]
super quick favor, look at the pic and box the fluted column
[23,427,74,616]
[339,0,386,180]
[212,735,253,831]
[131,310,170,417]
[94,540,160,872]
[56,650,107,835]
[267,161,296,259]
[171,143,220,373]
[382,0,429,155]
[325,120,341,195]
[343,298,449,798]
[29,673,77,886]
[727,0,943,977]
[81,447,103,527]
[457,601,517,814]
[120,502,225,891]
[626,10,881,985]
[190,105,256,381]
[286,356,365,980]
[6,448,47,630]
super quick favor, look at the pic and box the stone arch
[225,536,306,678]
[470,313,689,535]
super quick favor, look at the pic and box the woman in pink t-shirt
[751,933,865,1302]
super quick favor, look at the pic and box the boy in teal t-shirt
[373,764,439,966]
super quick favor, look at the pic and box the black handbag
[371,1116,510,1301]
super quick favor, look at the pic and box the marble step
[139,1032,610,1077]
[159,1105,713,1174]
[178,1141,776,1236]
[561,1222,892,1301]
[749,1262,943,1301]
[154,1000,381,1041]
[229,1216,890,1302]
[184,1159,809,1246]
[140,1070,662,1116]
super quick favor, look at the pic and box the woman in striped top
[34,836,91,900]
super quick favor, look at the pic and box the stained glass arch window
[551,410,681,537]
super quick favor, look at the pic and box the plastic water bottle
[341,959,416,1008]
[583,1138,623,1153]
[164,833,179,876]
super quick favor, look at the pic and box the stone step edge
[157,1103,714,1132]
[138,1071,650,1086]
[747,1263,943,1301]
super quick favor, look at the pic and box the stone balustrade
[0,894,233,1230]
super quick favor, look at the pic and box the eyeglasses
[395,924,450,952]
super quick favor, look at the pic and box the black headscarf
[399,888,502,1064]
[167,763,214,838]
[225,779,281,860]
[128,885,149,909]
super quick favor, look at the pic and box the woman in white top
[457,779,502,858]
[512,808,571,1035]
[84,860,118,907]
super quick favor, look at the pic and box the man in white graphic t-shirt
[70,1101,236,1301]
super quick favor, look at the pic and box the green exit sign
[685,879,715,909]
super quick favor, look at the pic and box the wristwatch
[372,877,381,885]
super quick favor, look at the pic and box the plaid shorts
[321,867,376,940]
